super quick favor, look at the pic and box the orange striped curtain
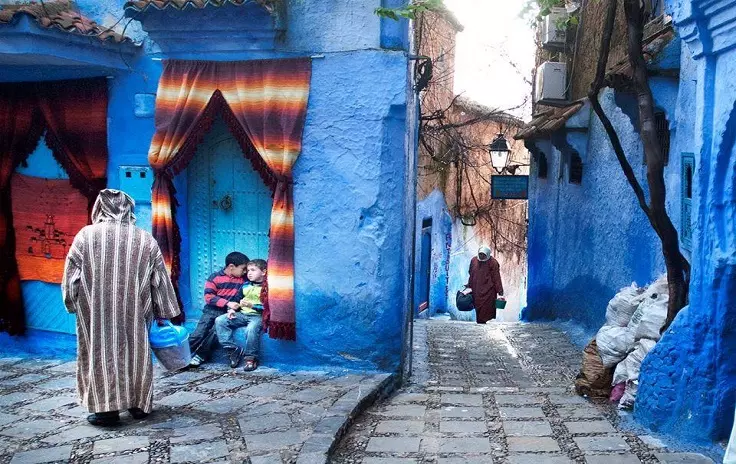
[148,59,311,339]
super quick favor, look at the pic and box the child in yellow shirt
[214,259,266,371]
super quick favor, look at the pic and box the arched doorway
[187,117,272,320]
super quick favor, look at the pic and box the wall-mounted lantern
[489,133,511,174]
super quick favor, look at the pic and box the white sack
[596,325,635,368]
[605,283,646,327]
[616,339,657,409]
[623,339,657,381]
[635,294,669,342]
[610,338,656,386]
[618,379,638,409]
[627,304,645,337]
[613,361,628,386]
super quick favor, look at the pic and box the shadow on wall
[522,274,614,331]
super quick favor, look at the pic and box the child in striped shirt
[188,251,248,367]
[215,259,266,371]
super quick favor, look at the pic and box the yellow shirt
[239,282,263,315]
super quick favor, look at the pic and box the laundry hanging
[147,58,311,340]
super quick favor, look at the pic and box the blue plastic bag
[149,320,188,349]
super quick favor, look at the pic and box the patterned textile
[62,190,180,413]
[0,78,108,335]
[10,175,89,283]
[148,59,311,340]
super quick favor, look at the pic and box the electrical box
[119,166,153,203]
[541,7,568,48]
[535,62,568,102]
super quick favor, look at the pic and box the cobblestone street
[332,320,717,464]
[0,358,390,464]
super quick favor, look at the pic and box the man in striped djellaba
[62,189,180,426]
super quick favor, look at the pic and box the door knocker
[220,194,233,211]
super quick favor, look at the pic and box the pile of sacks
[575,276,669,409]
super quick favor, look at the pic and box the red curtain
[0,79,109,335]
[36,80,109,202]
[0,84,44,335]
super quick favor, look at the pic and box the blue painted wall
[0,0,413,373]
[414,190,452,318]
[524,83,679,330]
[636,0,736,442]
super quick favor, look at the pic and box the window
[421,217,433,229]
[681,153,694,250]
[537,152,548,179]
[646,111,671,165]
[569,152,583,184]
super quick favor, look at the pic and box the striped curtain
[148,59,311,340]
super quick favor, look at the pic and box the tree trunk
[622,0,688,331]
[587,0,690,332]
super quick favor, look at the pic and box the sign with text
[491,175,529,200]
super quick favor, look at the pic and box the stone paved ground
[0,357,391,464]
[333,320,718,464]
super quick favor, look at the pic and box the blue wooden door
[188,119,272,318]
[417,226,432,314]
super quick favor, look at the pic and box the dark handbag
[456,290,474,312]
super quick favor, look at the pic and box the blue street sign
[491,175,529,200]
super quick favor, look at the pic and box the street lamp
[489,133,510,174]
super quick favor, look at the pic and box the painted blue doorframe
[187,118,272,319]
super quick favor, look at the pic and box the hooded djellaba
[62,189,180,426]
[466,245,504,324]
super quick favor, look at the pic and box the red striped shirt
[203,270,245,310]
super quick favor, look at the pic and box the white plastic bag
[596,325,635,368]
[616,339,657,409]
[635,294,668,341]
[618,379,638,409]
[627,304,645,336]
[605,283,646,327]
[623,339,656,380]
[613,361,628,386]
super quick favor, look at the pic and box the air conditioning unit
[535,62,567,102]
[541,7,568,48]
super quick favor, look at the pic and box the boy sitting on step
[188,251,248,367]
[214,259,266,371]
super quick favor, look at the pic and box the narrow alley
[333,320,717,464]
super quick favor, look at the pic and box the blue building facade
[0,0,417,373]
[520,0,736,443]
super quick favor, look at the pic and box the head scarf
[478,245,491,262]
[91,189,136,224]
